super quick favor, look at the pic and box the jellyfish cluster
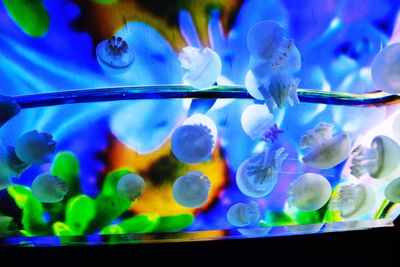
[245,21,302,113]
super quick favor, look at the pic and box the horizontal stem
[8,85,400,109]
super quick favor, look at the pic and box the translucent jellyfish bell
[351,135,400,179]
[240,104,283,142]
[371,43,400,94]
[288,173,332,211]
[116,173,146,201]
[0,144,30,180]
[96,36,135,75]
[32,173,69,203]
[171,114,217,164]
[178,46,222,89]
[236,147,288,198]
[300,123,351,170]
[336,183,376,219]
[15,130,56,165]
[227,201,261,227]
[247,21,293,63]
[384,177,400,203]
[0,95,20,128]
[172,171,211,208]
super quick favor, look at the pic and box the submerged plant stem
[4,85,399,109]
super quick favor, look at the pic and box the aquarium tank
[0,0,400,247]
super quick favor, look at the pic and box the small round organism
[384,177,400,203]
[96,36,135,75]
[0,143,30,186]
[336,183,376,219]
[0,95,20,128]
[15,130,56,165]
[116,173,146,201]
[172,171,211,208]
[227,201,261,227]
[240,104,283,142]
[351,135,400,179]
[288,173,332,211]
[236,147,288,198]
[171,114,217,164]
[300,123,351,170]
[371,43,400,94]
[178,46,222,89]
[32,173,69,203]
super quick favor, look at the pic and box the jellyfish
[0,144,30,182]
[236,147,288,198]
[31,173,69,203]
[227,201,261,227]
[384,177,400,203]
[350,135,400,179]
[171,114,217,164]
[116,173,146,201]
[178,46,222,89]
[288,173,332,211]
[15,130,56,165]
[240,104,283,142]
[335,183,376,218]
[245,21,302,113]
[300,122,351,170]
[96,36,135,75]
[371,43,400,94]
[0,95,20,128]
[172,171,210,208]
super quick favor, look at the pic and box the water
[1,0,400,247]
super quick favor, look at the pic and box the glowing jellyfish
[384,177,400,203]
[227,201,261,227]
[351,135,400,179]
[371,43,400,94]
[236,147,288,198]
[32,173,69,203]
[288,173,332,211]
[15,130,56,165]
[300,123,351,170]
[240,104,283,142]
[0,144,30,180]
[96,36,135,75]
[178,46,222,89]
[247,20,294,63]
[0,95,20,128]
[172,171,210,208]
[336,183,376,218]
[171,114,217,164]
[116,173,146,201]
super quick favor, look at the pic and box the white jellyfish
[15,130,56,165]
[32,173,69,203]
[178,46,222,89]
[0,144,30,183]
[227,201,261,227]
[240,104,283,142]
[116,173,146,201]
[288,173,332,211]
[172,171,211,208]
[300,123,351,170]
[96,36,135,75]
[0,95,20,128]
[384,177,400,203]
[171,114,217,164]
[335,183,376,218]
[351,135,400,179]
[236,147,288,198]
[371,43,400,94]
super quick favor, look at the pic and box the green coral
[3,0,50,37]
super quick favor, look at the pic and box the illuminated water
[1,0,400,247]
